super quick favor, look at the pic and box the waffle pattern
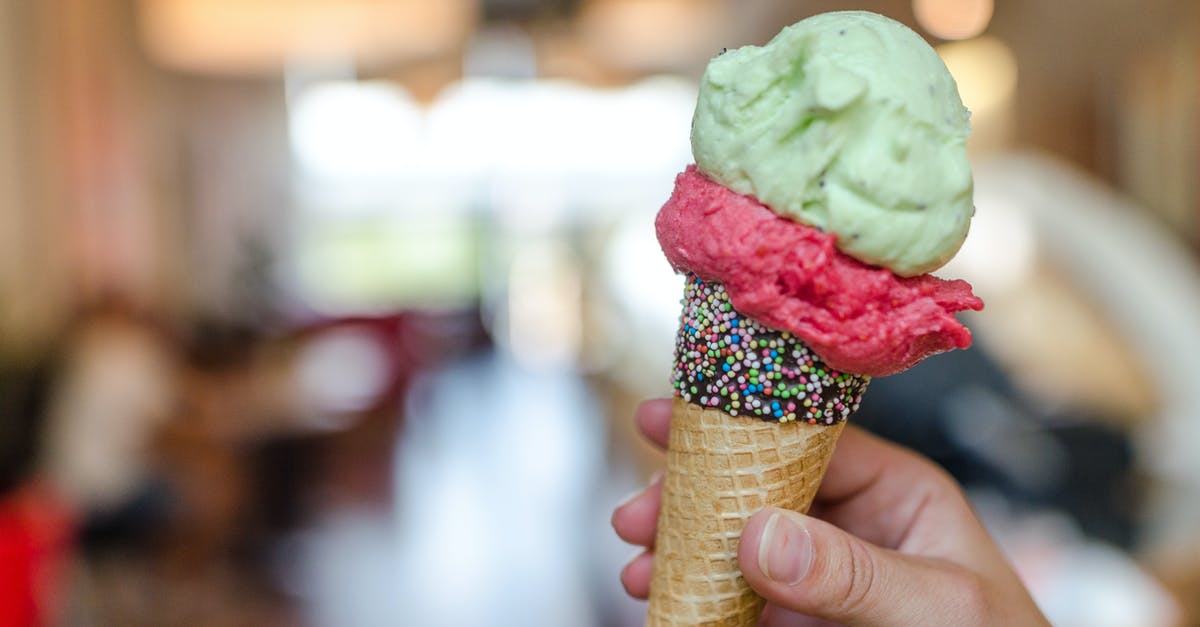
[646,399,847,626]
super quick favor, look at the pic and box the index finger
[813,426,987,556]
[815,425,945,504]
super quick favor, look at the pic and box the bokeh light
[937,35,1018,117]
[913,0,994,41]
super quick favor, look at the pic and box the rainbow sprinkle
[672,276,869,424]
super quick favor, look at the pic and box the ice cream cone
[644,11,984,624]
[646,277,867,625]
[646,400,848,626]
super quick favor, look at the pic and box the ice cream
[658,166,982,377]
[646,11,982,627]
[691,11,973,277]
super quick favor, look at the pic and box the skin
[612,398,1050,627]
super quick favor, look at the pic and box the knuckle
[920,460,963,497]
[927,472,966,508]
[918,463,972,512]
[833,537,879,614]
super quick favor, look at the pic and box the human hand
[612,398,1050,626]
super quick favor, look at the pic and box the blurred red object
[0,481,76,627]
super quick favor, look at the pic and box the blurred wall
[166,73,292,325]
[990,0,1191,176]
[0,0,188,355]
[1113,2,1199,245]
[0,0,67,356]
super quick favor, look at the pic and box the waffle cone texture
[646,399,847,626]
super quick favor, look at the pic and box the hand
[612,399,1050,627]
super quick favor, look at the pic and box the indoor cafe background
[0,0,1198,625]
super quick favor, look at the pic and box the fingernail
[614,489,640,511]
[757,512,813,585]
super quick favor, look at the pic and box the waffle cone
[646,398,847,626]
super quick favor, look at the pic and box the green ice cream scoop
[691,11,973,276]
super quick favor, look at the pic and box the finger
[811,426,977,554]
[739,509,987,626]
[635,398,672,450]
[620,550,655,600]
[816,426,948,504]
[611,473,664,547]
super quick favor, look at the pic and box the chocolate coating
[673,276,869,424]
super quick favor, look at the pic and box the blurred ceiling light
[578,0,725,72]
[913,0,993,41]
[138,0,476,75]
[937,36,1017,117]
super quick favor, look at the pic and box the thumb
[739,509,986,626]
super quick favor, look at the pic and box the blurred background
[0,0,1198,625]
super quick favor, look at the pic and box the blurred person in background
[0,350,73,627]
[0,304,176,626]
